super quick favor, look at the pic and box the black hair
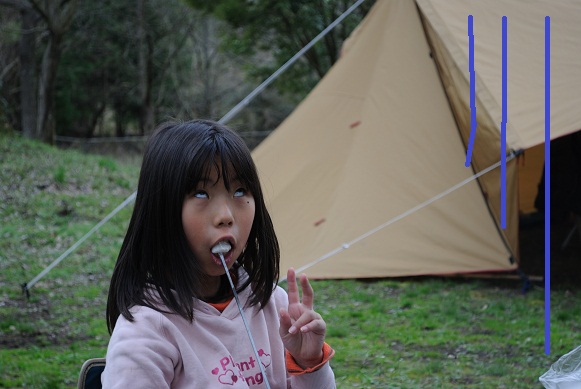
[106,119,279,333]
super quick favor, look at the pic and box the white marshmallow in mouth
[211,241,231,254]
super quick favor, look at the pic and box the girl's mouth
[211,241,232,255]
[211,241,233,267]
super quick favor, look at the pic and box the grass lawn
[1,133,580,388]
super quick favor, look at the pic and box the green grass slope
[0,133,139,388]
[0,133,580,388]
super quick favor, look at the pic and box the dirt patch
[0,277,102,349]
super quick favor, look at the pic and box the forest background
[2,1,581,387]
[0,0,373,146]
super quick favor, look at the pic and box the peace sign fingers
[298,271,314,310]
[286,268,315,310]
[279,268,327,369]
[286,267,300,306]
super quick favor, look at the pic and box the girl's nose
[215,200,234,227]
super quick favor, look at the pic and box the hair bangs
[219,143,257,194]
[185,126,258,197]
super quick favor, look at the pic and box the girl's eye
[193,190,208,199]
[234,188,247,197]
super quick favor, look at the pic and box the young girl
[102,120,335,388]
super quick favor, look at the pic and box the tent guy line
[20,0,368,295]
[280,152,519,284]
[218,0,366,125]
[21,192,137,295]
[22,149,520,292]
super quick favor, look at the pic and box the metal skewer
[212,243,271,389]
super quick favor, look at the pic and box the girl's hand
[279,268,326,369]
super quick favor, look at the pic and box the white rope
[218,0,367,124]
[22,0,366,292]
[280,154,517,282]
[23,192,137,293]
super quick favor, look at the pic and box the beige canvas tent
[251,0,581,279]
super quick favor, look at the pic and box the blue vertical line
[544,15,551,356]
[465,15,476,167]
[501,16,507,229]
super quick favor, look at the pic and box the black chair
[77,358,106,389]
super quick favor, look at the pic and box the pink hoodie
[101,271,335,388]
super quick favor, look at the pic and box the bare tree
[18,5,38,138]
[0,6,21,130]
[136,0,154,135]
[0,0,77,143]
[31,0,78,143]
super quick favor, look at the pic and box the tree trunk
[19,7,38,139]
[28,0,77,144]
[36,33,62,144]
[201,17,214,118]
[137,0,154,135]
[143,40,154,133]
[86,103,105,138]
[115,107,125,137]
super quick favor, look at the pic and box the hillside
[0,133,140,387]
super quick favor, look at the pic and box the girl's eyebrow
[223,171,242,183]
[196,171,242,187]
[195,177,212,187]
[195,177,242,187]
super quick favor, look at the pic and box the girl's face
[182,162,255,279]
